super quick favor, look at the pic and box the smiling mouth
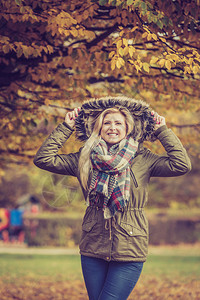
[107,133,118,136]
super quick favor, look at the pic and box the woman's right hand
[65,107,81,128]
[151,111,166,131]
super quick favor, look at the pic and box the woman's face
[100,112,127,145]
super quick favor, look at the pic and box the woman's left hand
[152,111,166,131]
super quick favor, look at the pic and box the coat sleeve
[149,125,192,177]
[33,122,80,177]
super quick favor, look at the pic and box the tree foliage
[0,0,200,171]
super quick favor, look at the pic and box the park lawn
[0,250,199,283]
[0,254,82,283]
[0,248,199,300]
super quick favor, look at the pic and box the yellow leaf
[184,66,191,74]
[131,26,138,32]
[123,46,129,56]
[142,32,148,39]
[8,123,14,131]
[193,65,199,74]
[111,60,116,70]
[165,60,171,70]
[158,58,165,67]
[159,37,167,43]
[147,33,152,41]
[143,62,150,73]
[172,54,180,62]
[123,38,128,47]
[135,65,141,73]
[22,45,31,59]
[116,40,122,49]
[189,57,193,64]
[166,54,179,62]
[2,44,10,54]
[47,45,54,54]
[83,10,89,19]
[143,26,150,33]
[109,51,115,59]
[178,47,186,52]
[17,48,23,58]
[150,57,158,64]
[71,29,78,37]
[119,47,124,56]
[44,99,50,106]
[116,57,124,69]
[119,30,124,37]
[116,60,121,69]
[18,90,26,97]
[119,57,125,66]
[129,46,135,57]
[152,33,157,40]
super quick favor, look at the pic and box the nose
[110,123,116,130]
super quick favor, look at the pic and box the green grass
[143,255,200,280]
[0,251,199,283]
[0,254,82,282]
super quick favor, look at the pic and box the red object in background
[0,208,10,243]
[0,208,9,231]
[31,204,39,214]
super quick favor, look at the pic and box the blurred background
[0,0,200,251]
[0,0,200,298]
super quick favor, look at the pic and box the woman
[34,96,191,300]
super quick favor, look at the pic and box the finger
[156,115,161,124]
[153,112,158,122]
[68,112,74,120]
[160,116,166,125]
[74,107,79,117]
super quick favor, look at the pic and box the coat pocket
[80,218,101,254]
[82,220,97,232]
[120,222,146,237]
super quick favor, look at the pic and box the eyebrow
[104,119,122,123]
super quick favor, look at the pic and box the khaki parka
[34,122,191,262]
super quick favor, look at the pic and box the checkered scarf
[87,137,138,219]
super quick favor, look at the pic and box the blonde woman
[34,96,191,300]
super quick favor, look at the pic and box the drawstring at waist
[105,216,117,240]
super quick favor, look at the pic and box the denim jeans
[81,255,143,300]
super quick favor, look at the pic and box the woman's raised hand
[65,107,81,128]
[151,111,166,131]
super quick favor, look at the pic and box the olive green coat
[34,122,191,262]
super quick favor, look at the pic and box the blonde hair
[78,107,134,190]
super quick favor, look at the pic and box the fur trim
[75,96,156,142]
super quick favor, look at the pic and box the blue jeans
[81,255,143,300]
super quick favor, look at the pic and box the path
[0,242,199,256]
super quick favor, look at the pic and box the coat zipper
[130,169,138,188]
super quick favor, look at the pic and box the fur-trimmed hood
[75,96,156,142]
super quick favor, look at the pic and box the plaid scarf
[87,137,138,219]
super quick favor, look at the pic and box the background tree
[0,0,200,172]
